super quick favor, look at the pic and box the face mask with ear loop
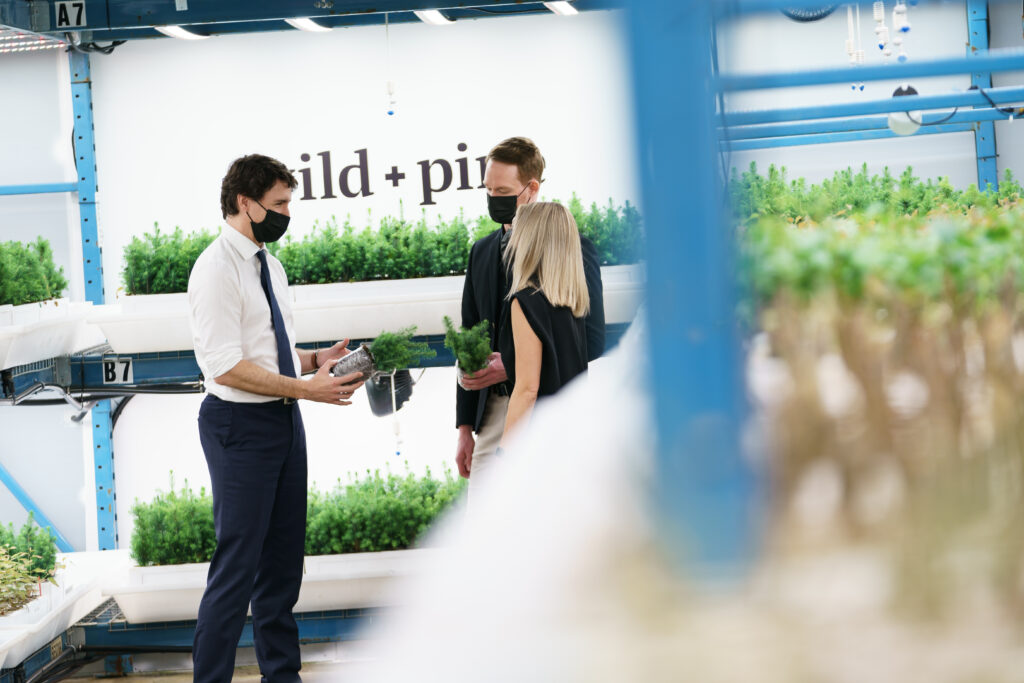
[247,199,290,243]
[487,183,531,225]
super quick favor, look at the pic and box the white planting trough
[87,265,645,353]
[0,299,95,370]
[0,551,118,670]
[105,549,433,624]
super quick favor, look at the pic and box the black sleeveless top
[498,288,588,398]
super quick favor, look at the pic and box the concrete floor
[71,661,367,681]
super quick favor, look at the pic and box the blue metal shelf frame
[1,325,632,403]
[0,183,78,196]
[627,0,1020,572]
[0,599,373,680]
[968,0,999,190]
[724,121,978,151]
[721,84,1024,126]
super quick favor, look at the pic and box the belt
[277,397,297,405]
[491,382,513,397]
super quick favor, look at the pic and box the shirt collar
[222,225,263,261]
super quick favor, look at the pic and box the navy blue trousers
[193,395,307,683]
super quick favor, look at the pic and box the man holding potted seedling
[455,137,605,496]
[187,154,365,683]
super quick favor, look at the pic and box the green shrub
[122,199,642,295]
[121,225,217,295]
[0,513,58,580]
[443,316,491,373]
[130,477,216,567]
[130,468,465,566]
[566,193,645,266]
[305,466,465,555]
[0,238,68,306]
[370,326,436,373]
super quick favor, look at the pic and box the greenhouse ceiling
[0,0,616,45]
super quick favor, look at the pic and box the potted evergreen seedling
[443,316,491,385]
[330,326,437,379]
[331,327,437,417]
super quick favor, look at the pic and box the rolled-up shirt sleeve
[188,256,244,380]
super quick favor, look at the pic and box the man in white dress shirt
[187,154,364,683]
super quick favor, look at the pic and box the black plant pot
[365,369,415,416]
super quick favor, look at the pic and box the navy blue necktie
[255,250,296,378]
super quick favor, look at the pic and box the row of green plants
[120,195,644,295]
[130,468,465,566]
[739,206,1024,315]
[729,162,1022,223]
[735,166,1024,618]
[0,239,67,307]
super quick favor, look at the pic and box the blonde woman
[499,202,590,443]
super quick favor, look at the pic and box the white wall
[88,10,639,299]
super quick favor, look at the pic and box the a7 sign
[55,1,87,28]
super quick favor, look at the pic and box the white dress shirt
[187,226,301,403]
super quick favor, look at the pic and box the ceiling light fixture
[154,25,209,40]
[413,10,453,25]
[0,43,63,54]
[543,1,579,16]
[285,18,332,32]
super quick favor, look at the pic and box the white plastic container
[106,549,430,624]
[88,265,645,354]
[0,299,93,370]
[0,550,117,670]
[87,293,192,354]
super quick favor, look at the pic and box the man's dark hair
[487,137,546,185]
[220,154,298,219]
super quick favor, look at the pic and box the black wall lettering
[339,149,374,198]
[317,151,336,199]
[455,143,472,190]
[297,153,314,201]
[418,159,453,205]
[477,156,487,189]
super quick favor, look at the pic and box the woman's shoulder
[512,287,552,309]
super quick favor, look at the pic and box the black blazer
[456,228,605,432]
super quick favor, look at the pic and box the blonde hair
[504,202,590,318]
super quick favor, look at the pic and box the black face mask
[247,199,290,243]
[487,184,530,226]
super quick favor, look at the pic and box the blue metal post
[91,401,117,550]
[70,49,117,550]
[626,1,758,572]
[0,461,73,552]
[968,0,999,191]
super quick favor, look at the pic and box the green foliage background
[0,238,68,306]
[119,196,644,295]
[121,226,217,296]
[131,469,465,566]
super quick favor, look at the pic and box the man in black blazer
[455,137,604,495]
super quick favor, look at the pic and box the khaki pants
[468,393,510,502]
